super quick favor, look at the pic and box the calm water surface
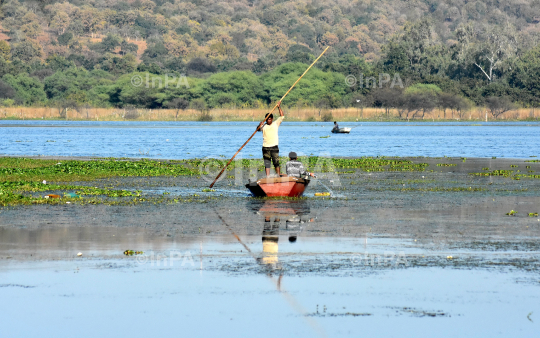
[1,121,539,159]
[1,230,539,338]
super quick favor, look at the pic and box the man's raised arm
[277,101,284,117]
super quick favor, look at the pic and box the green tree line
[1,41,539,113]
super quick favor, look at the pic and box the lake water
[1,120,539,159]
[2,229,539,338]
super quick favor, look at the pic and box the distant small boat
[246,176,311,197]
[331,127,351,134]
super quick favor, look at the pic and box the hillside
[1,0,540,114]
[1,0,540,65]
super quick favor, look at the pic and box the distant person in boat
[257,101,285,177]
[285,152,316,178]
[332,121,340,132]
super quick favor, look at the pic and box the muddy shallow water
[1,230,539,337]
[1,156,540,337]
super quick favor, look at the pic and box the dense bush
[322,112,334,122]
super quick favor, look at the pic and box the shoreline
[2,117,540,123]
[3,120,540,124]
[1,154,539,162]
[1,106,539,122]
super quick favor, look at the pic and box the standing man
[257,101,285,177]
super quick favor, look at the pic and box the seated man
[285,152,316,178]
[332,121,340,132]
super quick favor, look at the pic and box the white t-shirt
[262,116,284,147]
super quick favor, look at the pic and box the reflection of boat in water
[331,127,351,133]
[251,199,313,270]
[245,176,310,197]
[248,199,312,219]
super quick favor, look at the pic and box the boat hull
[246,176,310,197]
[331,127,351,133]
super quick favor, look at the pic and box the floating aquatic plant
[506,210,517,216]
[470,169,514,177]
[124,250,144,255]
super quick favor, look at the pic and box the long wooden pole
[209,47,330,188]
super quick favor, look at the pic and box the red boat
[246,176,310,197]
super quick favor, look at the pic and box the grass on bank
[2,107,540,122]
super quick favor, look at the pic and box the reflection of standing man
[261,217,280,268]
[257,101,285,177]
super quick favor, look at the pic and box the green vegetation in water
[325,157,428,172]
[510,165,518,168]
[202,188,216,192]
[482,167,490,170]
[198,156,429,174]
[513,174,540,180]
[506,210,517,216]
[0,157,199,206]
[470,170,515,177]
[437,163,456,167]
[369,187,485,192]
[124,250,144,255]
[525,160,540,162]
[320,136,331,139]
[529,213,539,217]
[1,157,198,182]
[0,180,142,206]
[470,168,540,180]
